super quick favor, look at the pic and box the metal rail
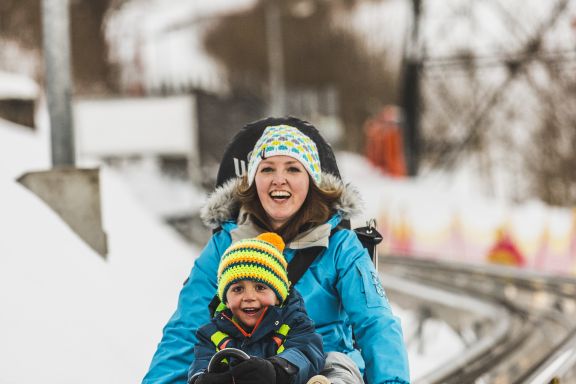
[381,256,576,384]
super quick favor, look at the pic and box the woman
[143,117,410,384]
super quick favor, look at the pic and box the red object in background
[487,228,526,267]
[364,106,407,177]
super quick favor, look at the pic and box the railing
[381,256,576,384]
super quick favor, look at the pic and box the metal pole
[265,0,286,116]
[42,0,75,167]
[401,0,422,176]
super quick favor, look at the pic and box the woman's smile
[269,190,291,200]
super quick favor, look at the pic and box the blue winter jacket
[189,289,324,384]
[143,175,410,384]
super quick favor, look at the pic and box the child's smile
[226,280,279,329]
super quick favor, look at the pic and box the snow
[0,113,197,383]
[402,313,467,378]
[0,70,40,99]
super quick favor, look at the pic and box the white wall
[73,95,198,159]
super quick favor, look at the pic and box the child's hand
[194,371,233,384]
[267,356,297,384]
[209,360,229,374]
[229,357,275,384]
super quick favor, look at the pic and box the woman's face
[254,155,310,229]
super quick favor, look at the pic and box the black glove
[193,371,233,384]
[229,357,276,384]
[210,360,230,374]
[268,356,298,384]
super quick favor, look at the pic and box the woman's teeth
[270,191,290,199]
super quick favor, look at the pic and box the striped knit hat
[247,125,321,186]
[217,232,290,304]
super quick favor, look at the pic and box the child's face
[226,280,280,328]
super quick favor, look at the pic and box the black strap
[208,295,222,318]
[287,226,346,285]
[287,246,325,286]
[287,225,383,292]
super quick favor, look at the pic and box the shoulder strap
[287,226,344,285]
[287,246,324,286]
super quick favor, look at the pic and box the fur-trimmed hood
[200,172,363,229]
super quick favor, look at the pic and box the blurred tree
[404,0,576,206]
[203,0,399,152]
[0,0,121,94]
[0,0,41,50]
[526,81,576,206]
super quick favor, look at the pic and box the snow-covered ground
[0,112,197,383]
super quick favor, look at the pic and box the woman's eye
[260,167,273,173]
[287,167,302,173]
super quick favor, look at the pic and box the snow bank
[0,118,198,383]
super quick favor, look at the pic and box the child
[188,233,328,384]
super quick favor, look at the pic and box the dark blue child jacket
[188,289,324,384]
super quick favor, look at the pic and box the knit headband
[246,125,321,186]
[217,232,290,304]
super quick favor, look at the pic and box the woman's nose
[272,172,286,184]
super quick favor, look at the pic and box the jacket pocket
[355,258,388,308]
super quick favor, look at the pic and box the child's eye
[230,286,243,293]
[255,284,269,291]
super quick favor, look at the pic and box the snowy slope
[0,117,198,383]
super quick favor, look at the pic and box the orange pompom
[257,232,285,253]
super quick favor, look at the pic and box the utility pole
[266,0,286,116]
[401,0,422,176]
[41,0,75,166]
[17,0,108,258]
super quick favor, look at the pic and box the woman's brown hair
[236,175,343,242]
